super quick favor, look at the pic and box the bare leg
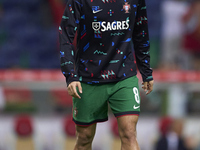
[74,124,96,150]
[117,115,140,150]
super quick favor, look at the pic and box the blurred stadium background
[0,0,200,149]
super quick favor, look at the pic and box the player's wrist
[66,77,80,87]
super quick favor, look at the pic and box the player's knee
[77,130,95,145]
[119,124,137,143]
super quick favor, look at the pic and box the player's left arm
[132,0,154,95]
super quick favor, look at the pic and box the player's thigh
[117,115,139,137]
[108,76,141,117]
[73,83,109,125]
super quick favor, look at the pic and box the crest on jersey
[92,22,100,31]
[123,2,130,13]
[74,107,78,117]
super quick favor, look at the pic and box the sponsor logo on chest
[92,19,129,32]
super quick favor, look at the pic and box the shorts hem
[114,111,140,118]
[73,118,108,126]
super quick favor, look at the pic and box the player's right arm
[59,0,82,98]
[67,81,82,99]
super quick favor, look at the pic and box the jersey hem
[80,72,137,84]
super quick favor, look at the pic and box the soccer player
[59,0,154,149]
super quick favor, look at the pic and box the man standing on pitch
[59,0,154,149]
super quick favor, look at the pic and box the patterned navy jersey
[59,0,153,85]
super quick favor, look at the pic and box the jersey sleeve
[132,0,153,82]
[59,0,82,86]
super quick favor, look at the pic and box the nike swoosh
[133,105,140,109]
[93,9,103,14]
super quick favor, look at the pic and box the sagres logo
[92,22,101,31]
[92,19,129,32]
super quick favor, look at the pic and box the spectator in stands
[159,0,188,70]
[155,117,188,150]
[0,86,5,111]
[182,0,200,70]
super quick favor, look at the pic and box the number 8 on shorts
[133,87,140,104]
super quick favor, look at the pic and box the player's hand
[67,81,82,99]
[142,80,154,95]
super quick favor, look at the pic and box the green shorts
[72,75,141,126]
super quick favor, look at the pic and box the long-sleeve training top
[59,0,153,85]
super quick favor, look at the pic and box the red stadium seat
[14,115,33,137]
[111,118,119,137]
[63,116,76,137]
